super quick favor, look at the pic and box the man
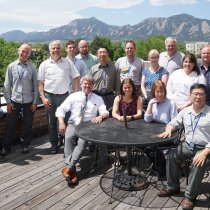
[66,40,85,93]
[0,44,39,157]
[76,40,98,74]
[89,47,120,111]
[56,75,109,185]
[159,37,185,75]
[157,83,210,210]
[199,45,210,105]
[115,40,145,94]
[38,40,80,154]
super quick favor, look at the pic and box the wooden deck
[0,135,210,210]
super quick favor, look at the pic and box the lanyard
[16,64,26,81]
[190,112,202,141]
[126,57,135,73]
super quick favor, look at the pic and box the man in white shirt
[159,37,185,75]
[38,40,80,154]
[157,83,210,210]
[56,75,109,185]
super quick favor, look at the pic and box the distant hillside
[1,13,210,42]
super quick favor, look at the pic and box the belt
[45,91,69,96]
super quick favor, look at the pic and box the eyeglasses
[191,92,205,97]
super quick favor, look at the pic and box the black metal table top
[75,118,178,147]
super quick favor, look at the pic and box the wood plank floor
[0,135,210,210]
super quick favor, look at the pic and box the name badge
[189,142,195,151]
[121,66,129,71]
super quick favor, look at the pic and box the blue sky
[0,0,210,34]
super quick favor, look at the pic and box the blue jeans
[44,92,69,146]
[3,101,34,149]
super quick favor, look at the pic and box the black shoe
[21,146,30,154]
[50,145,57,154]
[0,148,11,157]
[57,139,64,148]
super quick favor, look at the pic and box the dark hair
[66,40,76,48]
[97,46,109,54]
[183,53,200,75]
[190,83,207,94]
[120,78,137,98]
[125,40,136,48]
[151,80,167,98]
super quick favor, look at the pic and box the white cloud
[150,0,197,6]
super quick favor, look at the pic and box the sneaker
[50,145,57,154]
[22,146,30,154]
[57,139,64,148]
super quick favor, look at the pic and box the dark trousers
[2,102,34,149]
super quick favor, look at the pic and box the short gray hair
[80,75,94,85]
[49,40,62,50]
[165,37,177,45]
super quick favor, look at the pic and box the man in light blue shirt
[0,44,39,157]
[157,83,210,210]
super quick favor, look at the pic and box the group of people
[0,36,210,210]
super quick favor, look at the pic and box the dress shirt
[144,98,177,124]
[167,69,206,105]
[168,105,210,148]
[159,51,184,75]
[199,62,210,105]
[67,57,85,93]
[38,57,80,94]
[4,60,39,104]
[76,53,99,74]
[55,91,109,125]
[115,56,145,87]
[89,63,120,94]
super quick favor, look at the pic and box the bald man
[76,40,98,74]
[1,44,39,157]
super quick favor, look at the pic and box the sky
[0,0,210,34]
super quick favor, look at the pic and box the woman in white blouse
[167,53,206,112]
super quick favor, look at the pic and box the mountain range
[1,13,210,42]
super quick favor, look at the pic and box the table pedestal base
[113,173,147,191]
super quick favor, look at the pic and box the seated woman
[112,78,143,165]
[144,80,178,124]
[112,78,143,122]
[141,49,168,108]
[144,80,178,177]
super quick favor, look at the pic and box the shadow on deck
[0,135,210,210]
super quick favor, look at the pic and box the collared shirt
[67,57,85,93]
[55,91,109,125]
[144,98,177,124]
[168,105,210,148]
[159,51,184,75]
[89,63,121,94]
[4,60,39,104]
[199,62,210,105]
[167,69,206,105]
[115,56,145,87]
[76,53,99,74]
[38,57,80,94]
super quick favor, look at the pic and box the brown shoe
[62,166,71,178]
[181,198,195,210]
[157,188,180,197]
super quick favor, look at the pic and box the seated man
[157,83,210,210]
[56,75,109,185]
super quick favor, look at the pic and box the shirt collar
[49,56,63,63]
[187,104,206,116]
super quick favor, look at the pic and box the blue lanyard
[126,57,135,72]
[16,64,26,81]
[190,112,202,139]
[73,58,77,65]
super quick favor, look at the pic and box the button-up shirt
[168,105,210,148]
[55,91,109,125]
[38,57,80,94]
[4,60,39,104]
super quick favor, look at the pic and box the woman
[144,80,177,124]
[112,78,143,166]
[112,78,143,121]
[144,80,178,177]
[141,49,168,104]
[167,53,206,112]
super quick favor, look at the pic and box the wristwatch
[131,115,134,120]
